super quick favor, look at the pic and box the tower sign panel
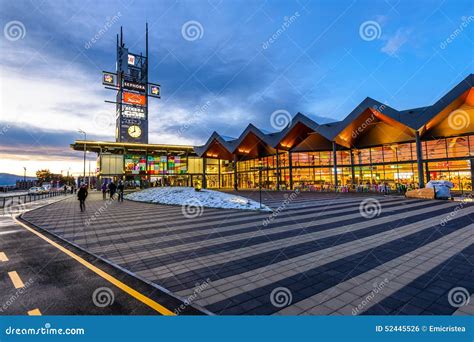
[102,24,161,144]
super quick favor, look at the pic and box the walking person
[77,184,88,212]
[117,180,124,202]
[101,182,107,200]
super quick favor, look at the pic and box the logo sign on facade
[123,92,146,106]
[148,84,161,98]
[122,104,146,119]
[102,72,117,87]
[127,54,136,65]
[123,80,146,92]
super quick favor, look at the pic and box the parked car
[28,187,43,195]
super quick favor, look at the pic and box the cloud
[381,28,411,56]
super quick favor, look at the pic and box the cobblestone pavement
[21,190,474,315]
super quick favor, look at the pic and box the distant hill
[0,173,36,186]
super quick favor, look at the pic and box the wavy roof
[194,74,474,158]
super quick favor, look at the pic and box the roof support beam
[415,131,425,188]
[332,142,338,191]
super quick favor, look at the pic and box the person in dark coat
[77,184,88,212]
[108,181,117,200]
[117,180,124,202]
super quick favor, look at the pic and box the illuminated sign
[148,84,161,98]
[102,72,117,87]
[123,80,146,92]
[123,92,146,106]
[122,104,146,119]
[128,54,135,65]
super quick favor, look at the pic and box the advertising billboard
[102,72,117,87]
[123,80,146,92]
[123,92,146,106]
[122,104,146,119]
[148,84,161,98]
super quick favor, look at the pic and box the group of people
[77,180,125,212]
[101,180,124,201]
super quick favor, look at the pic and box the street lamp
[78,129,87,185]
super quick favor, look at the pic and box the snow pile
[125,187,271,212]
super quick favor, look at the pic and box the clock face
[127,125,142,138]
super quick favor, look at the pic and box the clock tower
[102,24,161,144]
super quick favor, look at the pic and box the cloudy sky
[0,0,472,176]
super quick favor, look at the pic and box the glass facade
[96,136,473,193]
[225,134,473,193]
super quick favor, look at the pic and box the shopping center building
[71,74,474,193]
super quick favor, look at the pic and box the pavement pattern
[0,196,202,315]
[21,190,474,315]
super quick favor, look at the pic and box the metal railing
[0,191,65,209]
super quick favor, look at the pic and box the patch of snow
[125,187,272,212]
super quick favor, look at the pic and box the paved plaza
[21,190,474,315]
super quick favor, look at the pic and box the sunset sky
[0,0,472,176]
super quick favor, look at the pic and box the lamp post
[23,167,26,182]
[258,160,263,209]
[78,129,86,185]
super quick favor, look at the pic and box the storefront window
[424,139,447,160]
[124,154,146,174]
[447,137,469,158]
